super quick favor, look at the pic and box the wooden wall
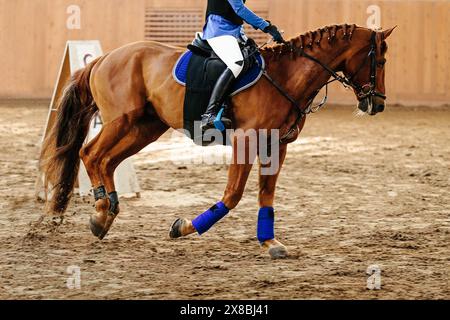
[0,0,146,99]
[0,0,448,106]
[268,0,450,106]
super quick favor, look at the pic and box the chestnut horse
[39,24,395,258]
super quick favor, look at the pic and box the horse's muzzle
[358,96,385,115]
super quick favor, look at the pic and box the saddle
[187,35,214,57]
[173,34,265,146]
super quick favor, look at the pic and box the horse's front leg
[258,143,289,259]
[169,134,255,238]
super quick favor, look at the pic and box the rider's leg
[200,68,236,132]
[201,36,245,132]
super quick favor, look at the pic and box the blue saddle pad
[173,50,265,96]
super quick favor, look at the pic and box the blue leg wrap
[257,207,275,243]
[192,202,230,235]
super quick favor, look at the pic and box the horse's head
[343,27,396,115]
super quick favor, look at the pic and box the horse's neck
[267,42,350,107]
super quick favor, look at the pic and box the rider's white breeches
[207,35,244,78]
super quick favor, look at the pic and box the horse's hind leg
[79,107,144,235]
[79,117,134,236]
[88,116,169,239]
[258,144,288,259]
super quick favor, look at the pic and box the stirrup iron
[213,107,226,132]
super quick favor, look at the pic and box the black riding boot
[201,68,235,132]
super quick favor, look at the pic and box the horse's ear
[382,26,397,40]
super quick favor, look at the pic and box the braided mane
[262,24,358,60]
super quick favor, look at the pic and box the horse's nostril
[376,104,385,113]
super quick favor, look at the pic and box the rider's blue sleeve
[227,0,270,31]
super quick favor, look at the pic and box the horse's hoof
[98,229,108,240]
[89,215,104,239]
[169,218,183,239]
[98,214,116,240]
[262,239,289,259]
[169,218,189,239]
[268,245,289,259]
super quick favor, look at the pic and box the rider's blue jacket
[203,0,269,40]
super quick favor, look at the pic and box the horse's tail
[39,57,101,215]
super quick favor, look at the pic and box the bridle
[257,30,386,141]
[344,31,386,101]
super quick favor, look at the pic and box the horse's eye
[377,59,386,67]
